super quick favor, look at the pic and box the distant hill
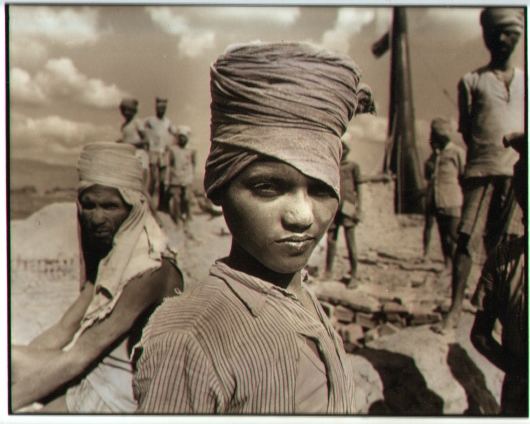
[9,158,78,194]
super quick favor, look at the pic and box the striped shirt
[133,260,355,414]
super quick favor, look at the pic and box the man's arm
[457,79,472,146]
[11,265,170,411]
[27,282,94,350]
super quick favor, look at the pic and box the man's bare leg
[344,226,358,288]
[432,235,472,333]
[324,229,339,280]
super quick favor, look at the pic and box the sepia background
[7,3,527,419]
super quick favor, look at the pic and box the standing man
[11,142,183,413]
[436,8,524,332]
[144,97,178,210]
[325,141,363,288]
[164,125,196,226]
[422,118,466,274]
[117,98,149,190]
[470,132,527,416]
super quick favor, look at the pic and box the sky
[7,3,526,174]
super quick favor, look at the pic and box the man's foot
[346,276,358,289]
[431,311,460,335]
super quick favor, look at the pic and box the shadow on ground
[356,347,444,415]
[447,343,499,415]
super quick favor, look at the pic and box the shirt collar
[209,260,301,317]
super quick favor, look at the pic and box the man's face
[483,26,521,60]
[78,185,131,248]
[120,105,136,121]
[221,160,338,275]
[156,102,167,118]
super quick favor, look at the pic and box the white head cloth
[65,142,173,349]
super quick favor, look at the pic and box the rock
[355,312,378,329]
[340,290,380,313]
[338,323,364,345]
[312,281,347,304]
[381,301,409,314]
[378,322,400,337]
[335,305,355,323]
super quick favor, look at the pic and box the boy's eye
[250,181,282,196]
[308,181,335,198]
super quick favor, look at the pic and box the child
[133,41,374,414]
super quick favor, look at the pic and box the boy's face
[178,134,188,147]
[483,26,521,60]
[221,160,338,275]
[430,132,449,152]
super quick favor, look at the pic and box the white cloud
[178,32,216,58]
[9,39,48,67]
[205,7,300,25]
[145,6,301,58]
[145,7,190,35]
[11,113,117,163]
[10,68,47,105]
[321,8,376,53]
[10,6,103,46]
[11,58,128,108]
[346,114,388,144]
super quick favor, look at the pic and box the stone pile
[311,280,444,351]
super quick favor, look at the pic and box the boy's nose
[282,191,313,230]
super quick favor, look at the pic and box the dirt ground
[9,181,504,415]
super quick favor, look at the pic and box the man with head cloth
[133,41,374,414]
[11,142,183,413]
[422,117,466,273]
[435,7,525,332]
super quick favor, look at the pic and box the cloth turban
[205,41,374,200]
[177,125,192,137]
[430,117,453,141]
[481,8,524,33]
[120,98,138,110]
[78,142,144,193]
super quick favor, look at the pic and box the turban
[430,117,453,141]
[120,98,138,109]
[177,125,192,137]
[205,41,374,200]
[156,97,168,105]
[78,142,144,193]
[481,8,524,33]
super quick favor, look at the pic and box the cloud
[9,39,48,67]
[10,6,103,46]
[178,32,216,58]
[145,6,301,57]
[320,8,378,53]
[11,58,128,108]
[202,7,301,25]
[11,113,117,163]
[10,68,47,105]
[346,114,388,144]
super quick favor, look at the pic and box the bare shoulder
[152,257,185,300]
